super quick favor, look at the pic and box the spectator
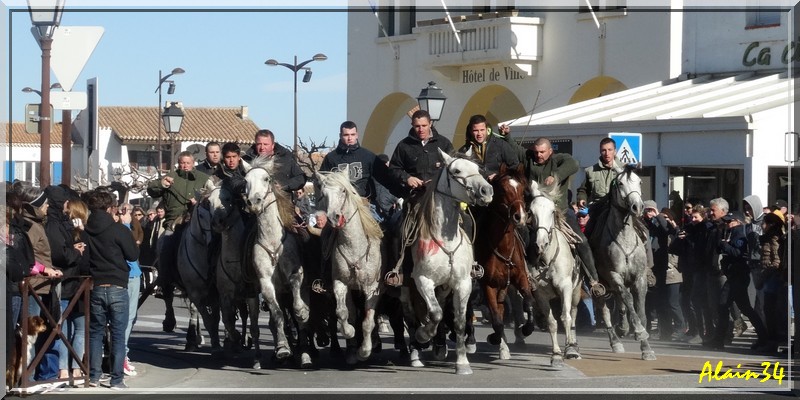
[661,208,685,341]
[117,204,142,376]
[760,210,787,353]
[84,189,138,389]
[58,198,90,380]
[195,141,222,176]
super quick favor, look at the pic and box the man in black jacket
[388,110,454,199]
[242,129,306,193]
[321,121,391,221]
[711,210,768,351]
[84,189,138,389]
[195,141,222,176]
[457,114,519,180]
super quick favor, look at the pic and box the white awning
[505,71,793,137]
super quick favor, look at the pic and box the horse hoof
[466,343,477,354]
[346,353,359,365]
[300,353,313,369]
[342,325,356,340]
[276,346,292,360]
[163,319,176,333]
[253,360,261,370]
[455,364,473,375]
[499,348,511,360]
[551,357,565,368]
[641,351,657,361]
[200,335,206,345]
[433,344,448,361]
[611,343,625,353]
[521,323,536,337]
[357,348,371,362]
[487,333,501,346]
[411,359,425,368]
[184,343,199,352]
[564,346,581,359]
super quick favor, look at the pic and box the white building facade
[347,3,798,210]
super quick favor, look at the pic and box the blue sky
[5,7,349,148]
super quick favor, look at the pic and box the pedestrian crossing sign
[609,133,642,165]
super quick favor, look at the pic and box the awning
[505,71,793,137]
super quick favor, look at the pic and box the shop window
[767,167,800,213]
[579,0,627,13]
[668,167,743,211]
[746,9,781,28]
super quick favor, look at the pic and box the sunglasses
[134,213,143,216]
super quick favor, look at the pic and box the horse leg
[386,295,409,356]
[413,276,443,345]
[452,278,473,375]
[199,300,223,354]
[562,281,582,360]
[400,286,425,368]
[259,279,292,360]
[599,293,625,353]
[511,270,537,339]
[484,286,509,359]
[632,277,656,361]
[162,282,177,333]
[333,280,356,340]
[534,291,562,367]
[357,285,380,362]
[244,297,262,369]
[185,302,202,352]
[507,287,527,345]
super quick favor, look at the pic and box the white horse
[175,182,221,353]
[588,164,656,361]
[208,182,262,368]
[528,180,582,367]
[315,166,384,364]
[400,149,493,375]
[244,156,312,368]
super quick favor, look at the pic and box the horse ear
[438,148,452,164]
[464,147,473,158]
[241,159,253,173]
[499,163,508,176]
[338,163,350,178]
[530,179,539,194]
[515,163,525,177]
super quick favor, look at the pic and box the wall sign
[742,40,800,66]
[461,66,526,83]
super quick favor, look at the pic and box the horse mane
[318,170,383,241]
[248,156,295,231]
[415,152,473,240]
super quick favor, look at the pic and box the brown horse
[474,163,537,360]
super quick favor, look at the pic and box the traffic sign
[24,103,55,134]
[50,91,88,110]
[609,132,642,164]
[46,26,105,92]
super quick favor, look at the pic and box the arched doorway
[453,85,526,149]
[362,93,418,154]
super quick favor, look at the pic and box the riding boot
[576,240,605,296]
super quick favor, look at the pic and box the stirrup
[589,281,607,298]
[470,262,484,280]
[311,279,327,294]
[384,271,403,287]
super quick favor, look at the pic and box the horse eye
[453,169,461,175]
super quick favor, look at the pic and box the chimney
[239,106,249,120]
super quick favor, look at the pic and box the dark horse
[474,163,537,359]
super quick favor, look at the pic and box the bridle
[245,167,277,212]
[530,194,555,241]
[436,157,484,202]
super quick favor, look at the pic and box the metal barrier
[15,275,92,394]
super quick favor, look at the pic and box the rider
[242,129,306,194]
[576,137,623,238]
[524,138,602,294]
[385,109,454,286]
[312,121,392,293]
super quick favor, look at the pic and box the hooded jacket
[457,132,519,178]
[718,223,748,275]
[6,214,35,297]
[21,204,53,269]
[321,140,389,199]
[743,194,764,267]
[243,143,306,193]
[147,168,210,229]
[388,127,454,198]
[85,210,138,288]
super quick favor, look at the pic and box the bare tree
[296,137,331,177]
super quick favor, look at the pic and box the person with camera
[709,210,768,351]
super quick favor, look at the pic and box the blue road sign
[609,132,642,164]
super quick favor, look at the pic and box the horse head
[528,179,558,253]
[317,166,359,229]
[437,148,493,206]
[207,185,239,233]
[610,164,644,216]
[491,163,528,227]
[244,156,277,215]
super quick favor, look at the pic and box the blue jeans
[125,276,141,355]
[58,299,86,371]
[89,286,129,385]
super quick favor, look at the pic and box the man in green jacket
[525,138,602,293]
[577,137,623,236]
[147,151,210,232]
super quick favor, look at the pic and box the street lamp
[162,102,185,170]
[264,53,327,154]
[417,81,447,123]
[28,0,65,187]
[154,67,185,177]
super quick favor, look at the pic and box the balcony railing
[414,12,544,76]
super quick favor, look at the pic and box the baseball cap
[577,207,589,216]
[773,199,788,211]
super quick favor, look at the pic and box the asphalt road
[19,293,799,398]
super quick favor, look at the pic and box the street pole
[39,36,52,186]
[293,55,298,155]
[61,109,71,185]
[157,69,163,178]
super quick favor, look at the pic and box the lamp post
[417,81,447,124]
[155,67,185,177]
[264,53,327,154]
[28,0,65,187]
[162,101,185,169]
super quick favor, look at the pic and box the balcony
[414,12,543,79]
